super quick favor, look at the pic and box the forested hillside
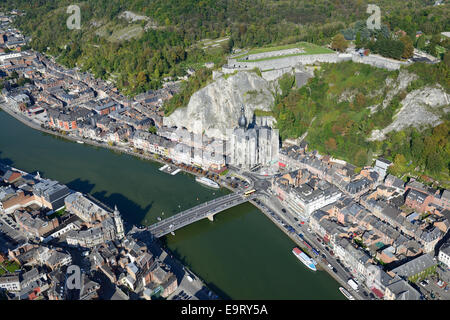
[273,60,449,186]
[2,0,449,96]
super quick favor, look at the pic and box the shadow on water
[160,239,232,300]
[66,178,153,231]
[204,282,231,300]
[66,178,96,195]
[0,152,14,167]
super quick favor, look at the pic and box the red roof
[371,287,384,299]
[6,172,22,183]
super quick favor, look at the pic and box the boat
[76,140,84,144]
[339,287,355,300]
[292,247,317,271]
[159,164,169,171]
[170,168,181,175]
[195,176,220,189]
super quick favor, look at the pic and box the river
[0,109,343,299]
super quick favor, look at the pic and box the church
[228,106,279,170]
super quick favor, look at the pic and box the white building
[0,274,21,292]
[438,242,450,269]
[373,158,392,180]
[289,184,342,219]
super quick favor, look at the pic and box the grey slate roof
[391,253,437,279]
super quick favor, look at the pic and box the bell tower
[113,205,125,240]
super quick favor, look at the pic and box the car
[420,280,428,286]
[436,280,445,288]
[363,291,368,297]
[332,267,338,273]
[327,264,333,270]
[294,217,298,221]
[281,208,286,213]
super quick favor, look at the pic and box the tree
[389,153,406,175]
[416,35,426,50]
[325,137,337,151]
[426,151,443,174]
[278,73,295,98]
[331,33,348,52]
[355,93,366,108]
[355,32,362,49]
[443,51,450,67]
[400,35,414,59]
[148,126,157,134]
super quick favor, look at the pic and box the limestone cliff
[369,84,449,141]
[163,71,276,139]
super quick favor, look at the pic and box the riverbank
[251,195,364,300]
[0,102,237,190]
[0,107,345,300]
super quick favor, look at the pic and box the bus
[244,189,256,196]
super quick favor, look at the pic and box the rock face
[163,71,275,139]
[381,70,418,109]
[369,85,449,141]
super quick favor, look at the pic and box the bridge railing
[148,192,252,235]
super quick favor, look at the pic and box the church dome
[238,105,247,128]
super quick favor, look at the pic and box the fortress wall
[223,51,410,76]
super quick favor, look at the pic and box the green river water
[0,110,343,299]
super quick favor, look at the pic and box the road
[147,192,251,238]
[231,169,374,300]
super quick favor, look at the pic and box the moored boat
[195,176,220,189]
[292,247,317,271]
[339,287,355,300]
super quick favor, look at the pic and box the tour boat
[292,247,317,271]
[195,176,220,189]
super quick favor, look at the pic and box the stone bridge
[147,192,257,238]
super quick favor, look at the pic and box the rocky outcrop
[369,85,449,141]
[163,71,276,139]
[382,70,418,109]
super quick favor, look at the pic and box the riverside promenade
[250,195,365,300]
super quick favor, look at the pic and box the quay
[159,164,182,175]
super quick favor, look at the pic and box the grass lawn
[1,261,20,273]
[235,42,333,62]
[47,206,67,219]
